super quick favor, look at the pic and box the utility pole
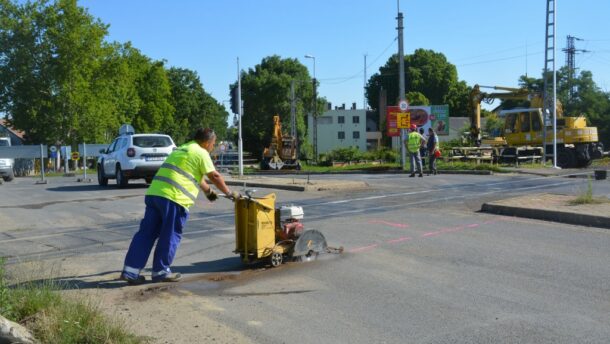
[363,54,367,110]
[542,0,558,168]
[563,35,588,103]
[305,55,317,159]
[290,80,298,158]
[237,57,243,177]
[397,6,406,170]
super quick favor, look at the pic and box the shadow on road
[47,184,147,192]
[173,256,247,274]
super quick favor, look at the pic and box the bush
[326,147,362,162]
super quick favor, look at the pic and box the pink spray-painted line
[349,244,379,253]
[387,236,412,244]
[368,220,409,228]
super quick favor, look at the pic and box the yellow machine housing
[471,84,603,167]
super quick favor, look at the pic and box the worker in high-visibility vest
[121,128,238,285]
[405,124,427,177]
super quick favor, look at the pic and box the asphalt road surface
[1,173,609,343]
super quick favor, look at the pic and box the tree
[0,0,110,144]
[231,55,314,155]
[365,49,471,116]
[166,67,228,144]
[405,91,429,106]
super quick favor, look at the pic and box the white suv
[97,125,176,187]
[0,137,15,182]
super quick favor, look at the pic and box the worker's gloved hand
[204,189,218,202]
[227,191,240,201]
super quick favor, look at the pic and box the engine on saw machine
[276,205,304,241]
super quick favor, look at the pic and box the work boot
[152,272,182,283]
[409,173,415,177]
[120,273,146,286]
[418,173,423,177]
[433,170,437,175]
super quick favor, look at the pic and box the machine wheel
[297,250,318,263]
[97,163,108,186]
[116,165,128,188]
[557,148,576,168]
[3,169,14,182]
[270,252,283,267]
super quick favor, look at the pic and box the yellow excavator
[470,84,604,168]
[261,115,300,170]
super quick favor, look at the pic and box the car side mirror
[99,149,106,154]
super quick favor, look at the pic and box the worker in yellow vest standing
[121,128,238,285]
[405,124,426,177]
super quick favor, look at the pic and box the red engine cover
[278,221,304,240]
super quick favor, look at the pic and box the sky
[79,0,610,113]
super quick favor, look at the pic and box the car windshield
[132,136,172,148]
[0,140,9,146]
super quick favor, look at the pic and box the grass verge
[0,259,145,344]
[568,177,610,206]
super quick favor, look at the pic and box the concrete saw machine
[230,191,342,267]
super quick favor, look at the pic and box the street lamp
[305,54,317,159]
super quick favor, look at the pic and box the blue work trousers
[122,195,188,280]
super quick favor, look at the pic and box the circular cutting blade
[292,229,327,257]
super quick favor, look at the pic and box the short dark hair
[194,128,216,143]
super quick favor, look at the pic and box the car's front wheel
[2,169,14,182]
[116,165,128,188]
[97,163,108,186]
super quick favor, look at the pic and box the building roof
[0,118,25,140]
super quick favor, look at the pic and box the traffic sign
[71,151,80,161]
[399,100,409,111]
[396,112,411,129]
[49,146,57,153]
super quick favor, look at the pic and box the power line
[457,51,544,67]
[452,41,544,63]
[319,37,397,85]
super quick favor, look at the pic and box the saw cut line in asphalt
[0,175,582,246]
[0,178,577,264]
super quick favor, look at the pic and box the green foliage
[366,49,471,116]
[0,0,228,146]
[233,55,314,155]
[0,259,144,343]
[326,147,362,162]
[569,177,609,205]
[405,91,429,105]
[0,258,11,317]
[166,68,228,144]
[484,112,504,137]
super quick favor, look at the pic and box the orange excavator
[261,115,300,170]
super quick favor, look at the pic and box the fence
[0,144,48,183]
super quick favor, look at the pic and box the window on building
[317,116,332,125]
[338,116,345,124]
[352,116,360,124]
[338,131,345,140]
[353,131,360,139]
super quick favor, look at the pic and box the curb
[226,180,306,191]
[234,169,493,176]
[481,203,610,229]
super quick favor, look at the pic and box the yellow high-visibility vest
[146,141,215,209]
[407,132,421,153]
